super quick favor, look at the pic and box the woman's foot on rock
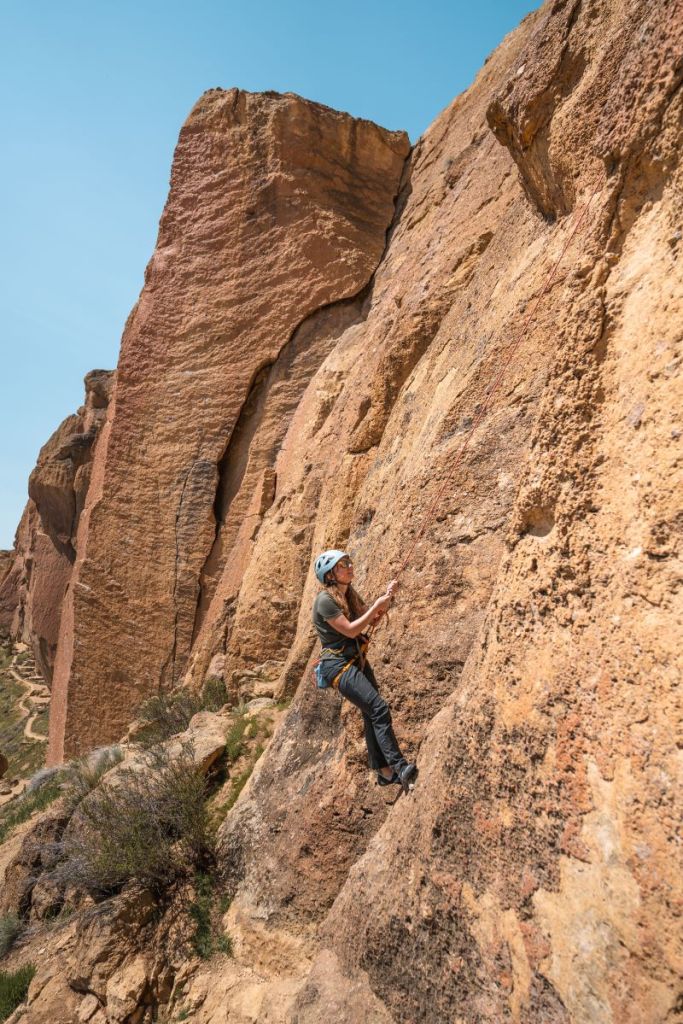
[398,762,418,793]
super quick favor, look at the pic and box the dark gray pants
[337,661,407,772]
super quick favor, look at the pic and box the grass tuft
[188,873,233,960]
[224,715,250,763]
[60,748,124,814]
[201,677,228,712]
[135,690,204,746]
[0,963,35,1021]
[0,779,64,845]
[0,916,22,959]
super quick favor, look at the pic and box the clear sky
[0,0,538,549]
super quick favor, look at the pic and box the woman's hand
[327,581,398,638]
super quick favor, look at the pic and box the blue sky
[0,0,538,549]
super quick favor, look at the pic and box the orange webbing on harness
[314,639,369,688]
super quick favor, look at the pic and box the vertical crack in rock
[167,465,193,689]
[192,291,371,646]
[190,156,414,651]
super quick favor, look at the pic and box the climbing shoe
[398,762,418,793]
[377,770,400,787]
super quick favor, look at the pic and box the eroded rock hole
[524,506,555,538]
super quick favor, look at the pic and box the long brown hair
[323,576,367,621]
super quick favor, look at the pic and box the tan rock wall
[215,2,682,1022]
[4,0,680,1019]
[47,90,409,763]
[0,370,113,681]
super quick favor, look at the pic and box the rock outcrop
[212,2,681,1021]
[3,0,681,1021]
[0,370,114,682]
[46,89,409,764]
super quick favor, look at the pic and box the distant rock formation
[3,0,681,1019]
[0,370,113,681]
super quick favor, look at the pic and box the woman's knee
[370,696,391,724]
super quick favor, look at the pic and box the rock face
[46,89,409,764]
[0,370,114,682]
[5,0,682,1020]
[212,3,681,1022]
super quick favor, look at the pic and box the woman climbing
[312,549,418,793]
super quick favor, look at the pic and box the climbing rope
[369,178,605,635]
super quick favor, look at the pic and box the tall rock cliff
[3,0,681,1020]
[46,91,409,763]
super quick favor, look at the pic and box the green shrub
[224,715,250,763]
[215,932,234,955]
[201,677,228,712]
[0,916,21,959]
[61,748,124,814]
[220,735,267,816]
[222,766,253,813]
[55,742,211,898]
[0,778,63,844]
[188,873,233,959]
[0,963,35,1021]
[135,690,204,746]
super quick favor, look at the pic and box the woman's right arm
[326,584,396,639]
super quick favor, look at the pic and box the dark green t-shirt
[312,591,349,649]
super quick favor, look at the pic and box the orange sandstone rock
[214,3,683,1022]
[3,0,680,1020]
[0,370,113,682]
[47,90,409,763]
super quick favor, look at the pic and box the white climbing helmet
[314,549,349,584]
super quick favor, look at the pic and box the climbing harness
[311,638,368,689]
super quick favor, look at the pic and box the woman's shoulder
[313,591,342,619]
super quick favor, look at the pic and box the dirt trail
[0,646,50,805]
[9,651,49,743]
[12,669,49,743]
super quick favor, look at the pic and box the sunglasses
[336,558,353,569]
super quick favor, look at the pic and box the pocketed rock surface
[1,0,681,1021]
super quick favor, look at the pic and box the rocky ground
[0,693,286,1024]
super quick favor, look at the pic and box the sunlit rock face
[4,0,681,1019]
[46,89,409,764]
[0,369,114,683]
[215,4,682,1022]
